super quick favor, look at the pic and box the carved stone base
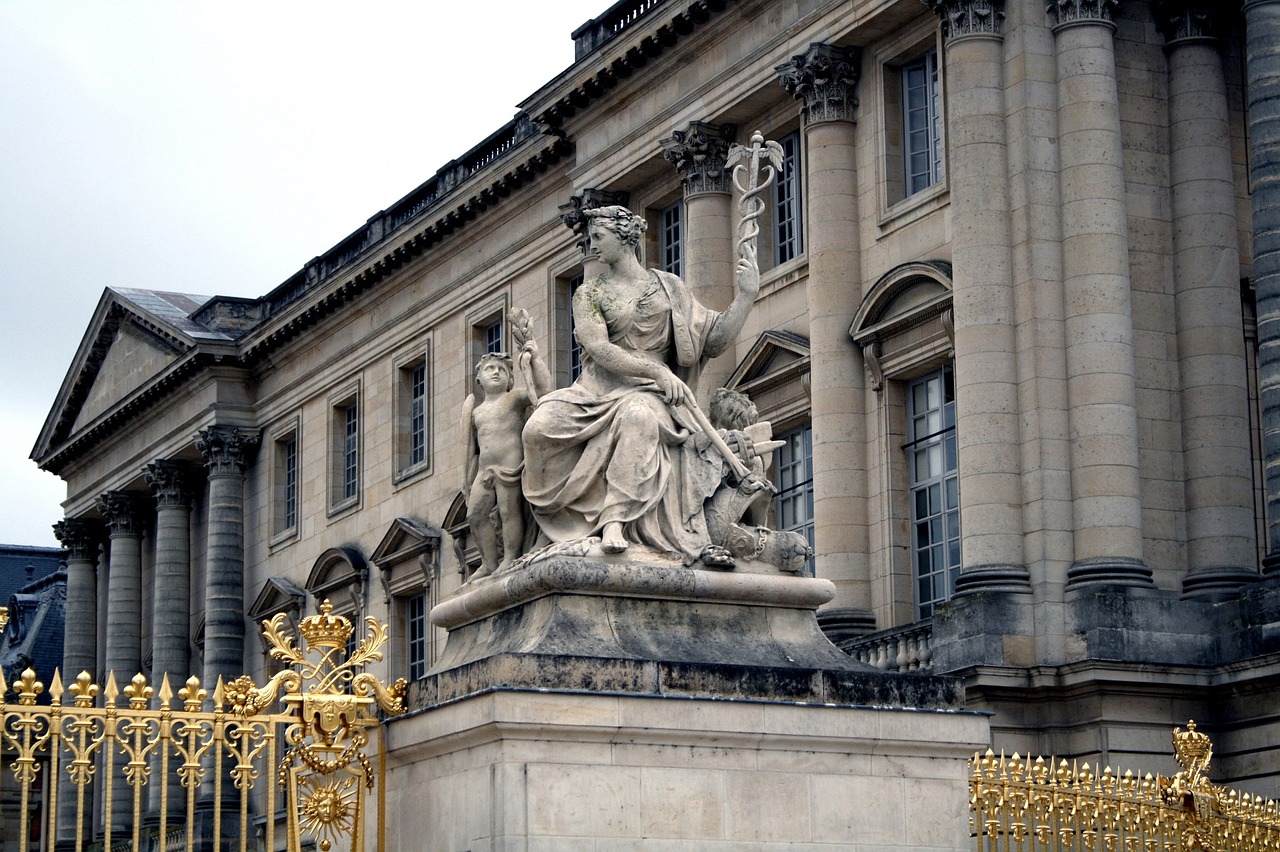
[425,557,963,709]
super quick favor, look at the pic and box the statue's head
[583,205,646,248]
[475,353,514,391]
[709,388,757,430]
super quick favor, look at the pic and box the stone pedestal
[410,558,989,849]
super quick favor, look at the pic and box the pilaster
[776,42,874,634]
[196,426,258,687]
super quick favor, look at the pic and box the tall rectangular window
[342,402,359,501]
[281,435,298,530]
[773,131,803,264]
[407,591,428,680]
[659,200,683,277]
[484,318,504,355]
[409,362,427,467]
[567,272,584,382]
[775,425,816,576]
[906,366,959,618]
[903,48,943,197]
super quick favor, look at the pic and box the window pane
[774,424,815,575]
[906,365,959,619]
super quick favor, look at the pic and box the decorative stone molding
[660,122,737,195]
[776,42,862,125]
[558,188,631,252]
[1048,0,1120,30]
[52,518,98,561]
[196,425,259,477]
[923,0,1006,40]
[96,491,140,537]
[144,459,192,509]
[1152,0,1221,45]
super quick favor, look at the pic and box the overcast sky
[0,1,606,547]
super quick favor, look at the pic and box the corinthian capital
[53,518,99,561]
[924,0,1005,39]
[196,425,259,477]
[776,42,862,125]
[660,122,737,195]
[1152,0,1222,45]
[144,460,193,509]
[96,491,141,537]
[1048,0,1120,29]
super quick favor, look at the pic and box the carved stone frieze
[144,459,192,509]
[96,491,140,537]
[52,518,99,561]
[1047,0,1120,29]
[1152,0,1221,45]
[924,0,1005,39]
[196,425,259,477]
[776,42,862,125]
[660,122,738,195]
[559,188,632,252]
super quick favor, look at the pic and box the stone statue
[461,311,551,579]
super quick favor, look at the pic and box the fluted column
[1152,1,1259,597]
[96,491,143,678]
[777,43,874,632]
[1245,0,1280,577]
[196,426,258,688]
[1051,0,1152,588]
[145,460,193,682]
[661,121,738,397]
[925,0,1030,594]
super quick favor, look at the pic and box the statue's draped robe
[522,270,719,563]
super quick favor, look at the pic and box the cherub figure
[461,311,551,579]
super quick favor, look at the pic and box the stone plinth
[385,689,989,851]
[410,558,986,848]
[427,558,961,707]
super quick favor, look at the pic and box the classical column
[1245,0,1280,577]
[925,0,1030,594]
[144,460,193,682]
[96,491,143,679]
[1153,1,1259,597]
[52,518,99,678]
[1051,0,1152,588]
[777,43,874,634]
[196,426,258,688]
[661,121,738,397]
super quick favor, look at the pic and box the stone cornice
[776,43,863,125]
[1048,0,1121,30]
[924,0,1006,40]
[197,425,259,477]
[1152,0,1223,45]
[52,518,99,561]
[96,491,141,537]
[660,122,738,195]
[144,460,193,509]
[534,0,738,133]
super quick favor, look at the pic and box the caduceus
[726,130,785,282]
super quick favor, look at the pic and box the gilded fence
[0,600,403,852]
[971,721,1280,850]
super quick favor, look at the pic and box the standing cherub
[461,308,551,579]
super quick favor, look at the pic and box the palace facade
[32,0,1280,808]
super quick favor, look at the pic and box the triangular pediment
[725,330,810,391]
[248,577,307,621]
[370,518,441,569]
[31,287,229,465]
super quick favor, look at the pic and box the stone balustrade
[846,621,934,673]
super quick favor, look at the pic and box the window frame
[904,365,959,619]
[658,199,684,277]
[268,417,302,546]
[327,382,362,516]
[901,47,943,198]
[771,131,803,266]
[394,341,433,484]
[774,423,816,577]
[875,27,949,226]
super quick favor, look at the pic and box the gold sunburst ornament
[228,599,406,852]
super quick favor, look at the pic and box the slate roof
[111,287,232,342]
[0,545,63,605]
[0,568,66,701]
